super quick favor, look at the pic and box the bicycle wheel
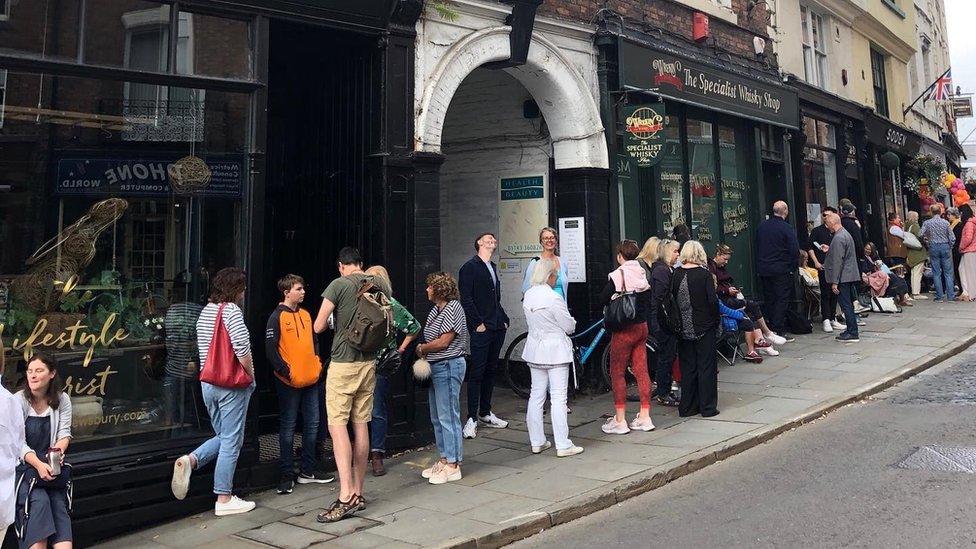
[503,332,532,399]
[601,337,649,390]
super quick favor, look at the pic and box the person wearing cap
[839,199,865,254]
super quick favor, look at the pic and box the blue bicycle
[504,318,654,399]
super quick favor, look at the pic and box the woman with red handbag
[170,268,256,516]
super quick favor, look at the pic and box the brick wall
[538,0,773,62]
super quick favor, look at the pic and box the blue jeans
[370,374,390,454]
[276,377,319,477]
[192,382,254,495]
[930,243,956,301]
[429,357,466,463]
[836,281,858,338]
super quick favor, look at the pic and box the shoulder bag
[199,304,253,389]
[604,272,638,331]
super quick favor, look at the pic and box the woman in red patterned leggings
[599,240,654,435]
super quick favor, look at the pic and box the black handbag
[657,270,683,334]
[375,347,402,377]
[604,273,639,331]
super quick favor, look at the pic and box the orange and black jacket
[265,304,322,388]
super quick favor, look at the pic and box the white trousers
[911,262,925,295]
[526,364,573,450]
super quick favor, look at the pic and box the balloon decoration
[944,173,971,206]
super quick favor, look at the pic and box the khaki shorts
[325,360,376,425]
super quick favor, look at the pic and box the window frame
[800,4,829,89]
[871,48,890,118]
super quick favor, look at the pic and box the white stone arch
[416,26,609,170]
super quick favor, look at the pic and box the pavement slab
[94,300,976,549]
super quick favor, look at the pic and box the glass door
[687,118,719,255]
[718,124,756,296]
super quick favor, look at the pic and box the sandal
[656,395,679,407]
[316,495,360,523]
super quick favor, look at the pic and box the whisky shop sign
[623,103,667,167]
[620,40,799,129]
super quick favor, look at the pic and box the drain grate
[897,446,976,473]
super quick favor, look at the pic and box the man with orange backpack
[266,274,333,495]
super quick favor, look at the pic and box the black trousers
[760,273,793,334]
[650,327,677,398]
[466,328,506,420]
[817,269,837,322]
[677,329,718,417]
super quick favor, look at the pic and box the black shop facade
[600,32,800,295]
[0,0,426,544]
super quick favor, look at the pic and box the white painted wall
[440,68,552,342]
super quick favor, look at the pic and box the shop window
[177,11,252,79]
[688,118,719,254]
[85,1,169,69]
[0,0,81,61]
[0,70,249,453]
[719,125,754,296]
[801,116,838,223]
[800,5,829,89]
[658,119,687,237]
[0,69,6,128]
[871,48,890,118]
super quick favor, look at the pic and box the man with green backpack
[313,247,392,523]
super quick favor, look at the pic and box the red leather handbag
[199,303,253,389]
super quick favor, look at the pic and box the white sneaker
[766,332,788,345]
[857,319,866,326]
[557,446,585,457]
[171,455,192,500]
[421,460,444,479]
[215,495,256,516]
[831,320,847,330]
[822,319,833,333]
[428,464,462,485]
[531,441,552,454]
[478,411,509,429]
[758,346,779,356]
[629,416,655,432]
[462,418,478,439]
[601,417,631,435]
[914,294,929,300]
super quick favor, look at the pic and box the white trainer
[601,417,631,435]
[758,346,779,356]
[822,319,833,333]
[462,418,478,439]
[478,411,509,429]
[629,416,655,432]
[532,441,552,454]
[831,320,847,330]
[557,446,585,458]
[171,455,192,500]
[421,460,444,479]
[215,495,255,516]
[428,464,462,485]
[766,333,788,345]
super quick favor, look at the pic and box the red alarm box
[693,12,709,42]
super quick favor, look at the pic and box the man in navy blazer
[458,232,511,439]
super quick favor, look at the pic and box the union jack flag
[928,69,953,102]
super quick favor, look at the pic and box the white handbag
[903,231,923,250]
[871,296,901,313]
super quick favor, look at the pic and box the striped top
[197,302,252,377]
[422,300,468,362]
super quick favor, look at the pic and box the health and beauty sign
[500,175,544,200]
[623,103,667,167]
[620,39,799,129]
[53,154,244,198]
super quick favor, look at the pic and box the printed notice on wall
[559,217,586,283]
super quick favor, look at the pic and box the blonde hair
[678,240,708,266]
[365,265,393,297]
[907,210,919,223]
[637,237,660,264]
[530,258,558,286]
[657,239,679,262]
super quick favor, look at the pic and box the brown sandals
[316,494,366,523]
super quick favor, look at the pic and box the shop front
[607,34,799,294]
[0,0,421,543]
[864,113,923,248]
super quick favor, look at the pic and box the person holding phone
[808,207,845,333]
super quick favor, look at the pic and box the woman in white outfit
[522,258,584,457]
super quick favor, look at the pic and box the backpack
[657,268,683,334]
[343,276,393,354]
[785,308,813,334]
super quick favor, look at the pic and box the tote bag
[200,304,253,389]
[604,273,638,331]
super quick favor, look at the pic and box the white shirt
[522,284,576,365]
[0,384,25,530]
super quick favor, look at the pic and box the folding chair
[716,326,745,366]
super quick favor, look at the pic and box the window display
[801,116,838,222]
[0,70,248,452]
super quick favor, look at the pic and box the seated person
[719,300,764,363]
[708,244,784,354]
[859,242,912,307]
